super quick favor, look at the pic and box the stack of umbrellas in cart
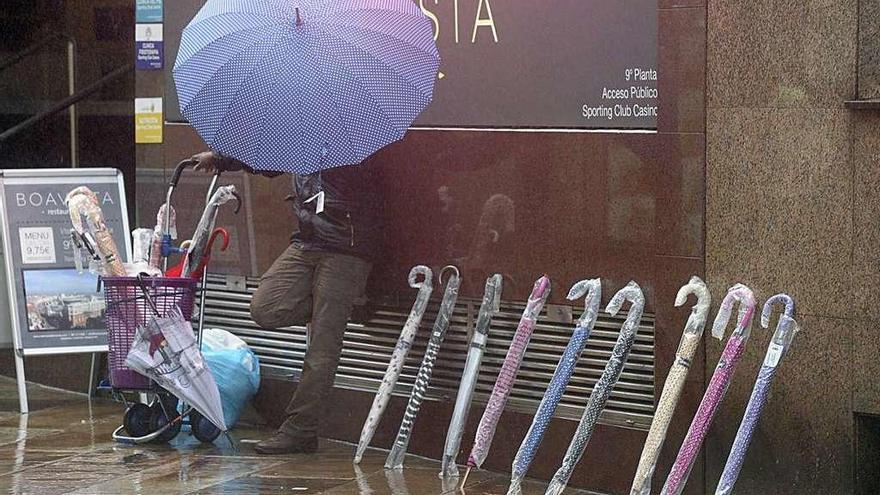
[352,267,800,495]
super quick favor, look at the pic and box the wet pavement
[0,378,598,495]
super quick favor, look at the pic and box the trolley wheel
[149,403,181,443]
[190,410,222,443]
[122,403,152,437]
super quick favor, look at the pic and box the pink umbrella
[462,276,551,484]
[661,284,757,495]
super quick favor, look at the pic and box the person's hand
[191,151,244,173]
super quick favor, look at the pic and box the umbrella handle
[170,159,194,189]
[206,228,230,254]
[231,190,242,214]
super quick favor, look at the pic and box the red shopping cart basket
[101,276,198,390]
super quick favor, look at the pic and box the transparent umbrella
[125,285,226,432]
[440,274,503,478]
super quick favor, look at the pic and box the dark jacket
[219,155,382,260]
[288,166,382,260]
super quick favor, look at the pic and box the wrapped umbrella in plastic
[385,266,461,469]
[715,294,799,495]
[661,284,757,495]
[128,229,163,277]
[354,265,434,464]
[507,278,602,495]
[440,273,503,478]
[463,275,551,483]
[149,203,177,270]
[630,276,711,495]
[125,298,226,433]
[546,281,645,495]
[66,186,126,277]
[166,185,240,278]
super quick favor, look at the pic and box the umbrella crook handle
[606,281,645,319]
[170,159,194,189]
[407,265,433,289]
[761,293,795,327]
[711,284,757,340]
[230,190,242,214]
[164,159,195,238]
[438,265,460,285]
[206,228,230,254]
[567,278,602,327]
[675,276,711,335]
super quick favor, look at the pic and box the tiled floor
[0,378,596,495]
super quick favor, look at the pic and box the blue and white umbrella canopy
[173,0,440,174]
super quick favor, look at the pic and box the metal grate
[198,274,655,430]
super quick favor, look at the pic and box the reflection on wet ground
[0,378,596,494]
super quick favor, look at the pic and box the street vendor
[191,151,382,455]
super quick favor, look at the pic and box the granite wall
[859,0,880,99]
[705,1,878,493]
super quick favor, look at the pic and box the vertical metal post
[14,350,27,414]
[67,40,78,168]
[196,174,220,350]
[87,352,98,397]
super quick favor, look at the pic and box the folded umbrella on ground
[507,278,602,495]
[385,266,461,469]
[545,281,645,495]
[354,265,434,464]
[441,273,503,478]
[661,284,757,495]
[630,276,711,495]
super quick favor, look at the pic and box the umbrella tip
[295,7,302,26]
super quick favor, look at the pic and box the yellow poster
[135,97,163,144]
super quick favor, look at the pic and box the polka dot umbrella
[173,0,440,174]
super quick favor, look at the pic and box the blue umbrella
[715,294,799,495]
[173,0,440,174]
[508,278,602,494]
[546,281,646,495]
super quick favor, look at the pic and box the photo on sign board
[22,269,104,333]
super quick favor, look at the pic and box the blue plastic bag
[201,329,260,428]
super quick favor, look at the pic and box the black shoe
[254,432,318,455]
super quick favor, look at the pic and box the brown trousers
[250,245,371,438]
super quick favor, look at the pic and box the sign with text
[414,0,657,129]
[0,169,131,353]
[136,23,164,70]
[135,97,164,143]
[136,0,163,23]
[163,0,657,129]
